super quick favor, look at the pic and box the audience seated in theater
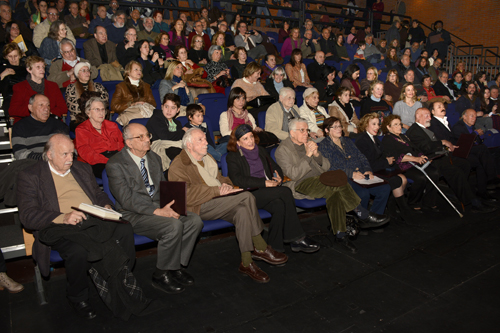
[364,34,384,64]
[328,87,360,137]
[9,56,67,123]
[216,21,234,48]
[136,39,165,89]
[385,47,398,69]
[83,26,118,67]
[388,38,401,58]
[381,114,440,211]
[300,19,320,40]
[421,74,450,104]
[317,27,339,61]
[229,47,248,80]
[168,19,189,49]
[0,2,33,43]
[298,87,329,141]
[395,55,415,81]
[169,127,287,283]
[106,0,119,19]
[88,5,111,34]
[264,66,294,101]
[408,19,425,45]
[137,17,159,43]
[409,42,422,63]
[319,117,391,216]
[488,73,500,89]
[0,43,27,116]
[75,97,122,177]
[433,70,455,101]
[428,57,442,83]
[48,38,96,89]
[39,20,69,67]
[456,82,492,132]
[303,30,321,57]
[285,49,312,89]
[393,83,422,130]
[341,64,362,104]
[219,87,261,138]
[276,118,388,254]
[360,66,379,97]
[66,62,108,131]
[175,45,214,96]
[106,123,203,294]
[384,69,402,104]
[278,20,290,44]
[106,10,126,44]
[335,34,350,61]
[146,93,185,164]
[64,1,88,38]
[401,69,427,102]
[406,107,494,213]
[110,60,156,124]
[451,60,465,78]
[260,54,276,81]
[234,21,267,61]
[152,32,175,62]
[414,56,429,84]
[18,134,145,320]
[211,31,233,63]
[265,87,300,141]
[475,71,488,92]
[313,65,339,107]
[448,72,464,98]
[178,13,192,35]
[385,21,400,51]
[188,34,208,65]
[116,28,138,68]
[160,61,194,111]
[426,20,451,61]
[483,86,499,114]
[125,9,143,32]
[152,10,168,33]
[33,5,75,48]
[307,51,327,83]
[226,124,320,253]
[205,45,230,94]
[280,27,309,59]
[1,22,38,58]
[188,20,210,52]
[360,81,391,118]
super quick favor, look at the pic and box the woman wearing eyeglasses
[318,116,391,216]
[75,97,124,177]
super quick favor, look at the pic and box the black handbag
[256,131,280,148]
[247,95,276,109]
[214,75,234,88]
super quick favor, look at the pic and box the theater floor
[1,194,499,333]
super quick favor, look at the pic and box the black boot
[394,196,420,226]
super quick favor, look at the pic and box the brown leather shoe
[238,262,270,283]
[0,272,24,293]
[251,245,288,265]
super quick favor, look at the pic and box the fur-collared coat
[110,78,156,113]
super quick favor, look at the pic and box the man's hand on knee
[154,200,180,219]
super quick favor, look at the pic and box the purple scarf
[240,146,265,178]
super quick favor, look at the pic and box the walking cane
[407,154,464,218]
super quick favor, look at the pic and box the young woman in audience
[384,69,402,104]
[313,65,339,107]
[211,31,233,62]
[376,38,387,56]
[152,32,175,62]
[328,86,360,137]
[229,14,241,35]
[188,35,208,65]
[355,113,414,221]
[381,114,440,211]
[219,87,262,138]
[205,45,230,94]
[389,38,401,57]
[136,39,165,89]
[278,21,291,43]
[463,70,474,88]
[75,97,123,178]
[2,22,38,57]
[226,124,319,253]
[392,82,422,131]
[452,60,465,77]
[285,48,312,89]
[475,71,488,92]
[429,49,439,66]
[0,43,27,118]
[159,60,194,112]
[479,87,498,116]
[360,81,391,118]
[318,116,391,216]
[263,66,294,101]
[414,56,429,84]
[66,62,108,131]
[280,27,307,59]
[298,87,329,141]
[360,66,378,96]
[341,63,362,104]
[39,20,67,66]
[168,19,188,49]
[230,47,248,80]
[30,0,48,27]
[449,71,464,98]
[335,34,351,61]
[78,0,90,22]
[199,17,214,40]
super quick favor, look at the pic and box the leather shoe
[251,245,288,265]
[238,262,270,283]
[335,235,357,254]
[358,212,390,229]
[152,272,185,294]
[169,269,194,286]
[290,237,320,253]
[69,300,97,320]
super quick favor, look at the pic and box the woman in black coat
[313,65,339,107]
[0,43,27,122]
[226,124,319,253]
[263,66,294,101]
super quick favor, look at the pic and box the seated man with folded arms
[275,118,390,254]
[17,134,146,320]
[107,123,204,294]
[168,128,288,283]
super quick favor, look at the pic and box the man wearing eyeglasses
[188,20,211,52]
[33,5,76,48]
[0,2,33,42]
[106,123,204,295]
[48,38,97,89]
[265,87,300,141]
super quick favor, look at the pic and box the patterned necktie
[140,158,155,197]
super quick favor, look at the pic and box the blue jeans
[367,54,383,64]
[348,179,391,215]
[163,0,179,20]
[256,7,270,27]
[207,142,228,161]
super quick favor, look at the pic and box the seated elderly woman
[75,97,124,177]
[205,45,231,94]
[381,114,440,211]
[318,116,391,216]
[265,87,300,141]
[393,82,423,131]
[226,124,320,253]
[0,43,27,119]
[219,87,262,138]
[39,20,68,67]
[159,60,194,115]
[174,45,215,96]
[313,65,339,107]
[355,113,414,221]
[110,60,156,126]
[66,61,108,131]
[263,66,294,101]
[152,32,175,61]
[298,87,329,141]
[360,80,392,118]
[285,48,313,89]
[328,87,360,137]
[211,32,234,63]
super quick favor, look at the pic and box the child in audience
[185,104,227,161]
[354,41,366,60]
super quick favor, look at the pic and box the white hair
[288,118,308,133]
[182,127,203,150]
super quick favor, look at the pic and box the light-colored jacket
[33,19,76,48]
[298,103,329,134]
[219,111,257,137]
[328,100,360,135]
[265,101,300,141]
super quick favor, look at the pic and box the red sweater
[9,79,68,124]
[75,120,124,165]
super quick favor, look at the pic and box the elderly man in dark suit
[106,123,204,295]
[17,134,138,319]
[83,26,118,67]
[407,108,494,213]
[433,71,455,101]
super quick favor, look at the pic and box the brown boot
[0,272,24,293]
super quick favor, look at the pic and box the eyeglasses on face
[329,125,342,130]
[294,128,310,133]
[128,133,152,141]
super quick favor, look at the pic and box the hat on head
[303,87,319,100]
[234,124,253,140]
[73,62,91,77]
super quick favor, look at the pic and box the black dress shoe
[290,237,320,253]
[152,272,185,294]
[69,300,97,320]
[358,212,390,229]
[169,269,194,286]
[335,235,357,254]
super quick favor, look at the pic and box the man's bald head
[415,108,432,127]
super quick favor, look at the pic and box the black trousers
[252,186,305,252]
[0,249,6,272]
[434,156,474,205]
[468,145,497,195]
[51,221,135,303]
[405,164,440,207]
